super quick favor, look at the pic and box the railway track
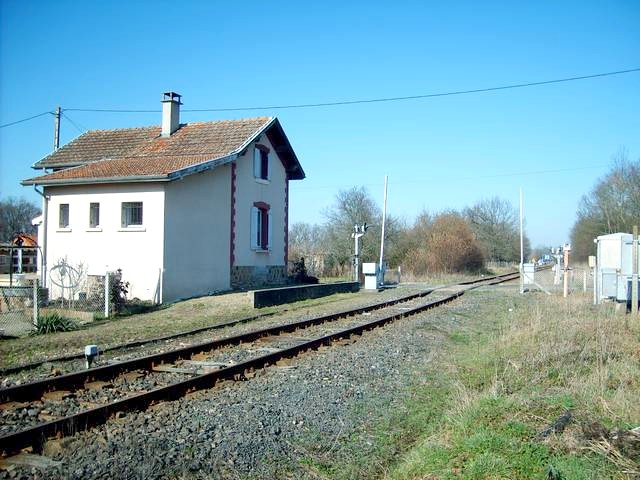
[0,272,518,456]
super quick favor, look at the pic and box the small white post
[104,271,110,318]
[589,254,598,305]
[583,270,587,293]
[32,278,39,329]
[632,225,638,316]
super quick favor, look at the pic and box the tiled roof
[32,126,161,169]
[23,117,306,185]
[25,154,215,182]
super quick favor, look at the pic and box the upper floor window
[251,202,271,251]
[89,202,100,228]
[253,145,270,181]
[59,204,69,228]
[121,202,143,227]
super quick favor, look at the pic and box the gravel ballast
[0,287,511,479]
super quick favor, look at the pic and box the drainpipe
[33,186,49,288]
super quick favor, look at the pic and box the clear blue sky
[1,1,638,247]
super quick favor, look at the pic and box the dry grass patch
[385,292,640,480]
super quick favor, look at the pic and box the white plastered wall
[44,183,165,302]
[234,136,287,267]
[162,165,232,302]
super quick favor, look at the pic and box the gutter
[21,175,170,187]
[32,186,49,288]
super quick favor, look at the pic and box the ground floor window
[121,202,143,227]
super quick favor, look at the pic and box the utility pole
[519,188,524,294]
[378,175,388,283]
[53,106,61,151]
[632,225,638,316]
[563,243,571,298]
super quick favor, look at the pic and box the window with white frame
[250,202,271,251]
[253,145,270,181]
[59,204,69,228]
[121,202,143,227]
[89,202,100,228]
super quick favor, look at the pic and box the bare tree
[288,222,327,275]
[0,197,41,243]
[464,197,529,262]
[323,187,382,274]
[571,150,640,260]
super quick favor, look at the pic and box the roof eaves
[31,161,87,170]
[234,117,276,157]
[167,153,239,181]
[167,117,274,181]
[21,175,169,187]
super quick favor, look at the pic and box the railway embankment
[3,277,636,479]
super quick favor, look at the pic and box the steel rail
[0,272,518,455]
[0,292,463,455]
[0,288,440,404]
[0,311,278,376]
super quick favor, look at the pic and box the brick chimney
[161,92,182,137]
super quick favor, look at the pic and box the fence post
[104,271,110,318]
[583,270,587,293]
[32,278,39,329]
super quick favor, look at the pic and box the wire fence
[0,281,37,336]
[524,266,594,295]
[0,271,116,337]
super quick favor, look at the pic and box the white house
[23,92,305,303]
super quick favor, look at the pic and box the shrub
[289,257,319,284]
[109,270,130,314]
[425,213,485,273]
[32,312,77,335]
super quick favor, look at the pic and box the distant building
[0,233,38,275]
[23,92,305,303]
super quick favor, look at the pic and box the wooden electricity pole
[53,106,61,151]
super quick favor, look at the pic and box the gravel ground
[0,290,451,436]
[1,286,429,387]
[0,286,507,479]
[1,286,433,371]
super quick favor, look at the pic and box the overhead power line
[294,164,610,190]
[63,67,640,114]
[0,111,53,129]
[61,112,88,133]
[1,67,638,129]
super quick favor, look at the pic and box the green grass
[296,290,638,479]
[386,292,638,480]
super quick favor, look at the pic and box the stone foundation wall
[230,265,287,290]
